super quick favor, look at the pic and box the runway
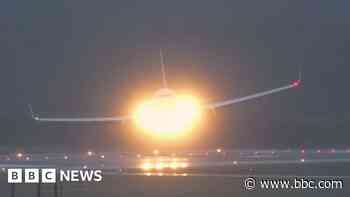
[1,149,350,196]
[1,148,350,175]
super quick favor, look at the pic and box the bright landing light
[140,159,189,171]
[133,95,202,139]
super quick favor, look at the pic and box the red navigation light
[292,80,301,87]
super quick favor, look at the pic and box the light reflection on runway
[1,149,350,176]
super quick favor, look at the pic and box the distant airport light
[64,155,69,160]
[141,162,153,171]
[1,168,5,172]
[25,156,30,161]
[163,163,170,168]
[180,162,188,168]
[317,149,321,153]
[153,149,159,155]
[16,153,23,159]
[170,162,178,170]
[300,158,305,163]
[216,148,222,153]
[301,149,305,154]
[87,151,93,156]
[45,156,49,160]
[331,149,336,153]
[233,161,238,165]
[83,165,88,169]
[155,162,165,170]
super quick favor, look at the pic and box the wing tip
[292,66,302,87]
[292,79,301,87]
[28,104,40,121]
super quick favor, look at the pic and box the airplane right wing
[205,71,302,109]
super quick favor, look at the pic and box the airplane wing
[205,78,301,109]
[33,116,131,122]
[28,105,131,122]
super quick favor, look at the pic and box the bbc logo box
[8,169,22,183]
[8,169,56,183]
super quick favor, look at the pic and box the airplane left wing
[205,79,301,109]
[33,116,131,122]
[28,105,131,122]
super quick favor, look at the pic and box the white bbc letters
[8,169,22,183]
[42,169,56,183]
[24,169,39,183]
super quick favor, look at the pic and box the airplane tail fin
[160,49,168,88]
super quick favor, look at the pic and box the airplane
[29,50,302,123]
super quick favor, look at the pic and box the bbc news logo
[8,169,102,183]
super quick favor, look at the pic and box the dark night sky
[1,1,350,152]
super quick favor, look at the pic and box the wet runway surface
[2,149,350,171]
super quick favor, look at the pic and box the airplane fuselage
[153,88,177,99]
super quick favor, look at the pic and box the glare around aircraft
[29,50,301,137]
